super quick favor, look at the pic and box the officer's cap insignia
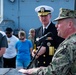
[40,7,45,12]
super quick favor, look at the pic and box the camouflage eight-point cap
[54,8,76,21]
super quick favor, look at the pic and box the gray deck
[0,68,25,75]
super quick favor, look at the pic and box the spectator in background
[28,28,36,68]
[3,27,19,68]
[28,28,35,48]
[0,30,8,68]
[15,30,33,69]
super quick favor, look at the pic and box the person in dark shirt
[0,30,8,68]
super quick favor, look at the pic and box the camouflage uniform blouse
[33,33,76,75]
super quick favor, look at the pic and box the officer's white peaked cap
[35,5,54,16]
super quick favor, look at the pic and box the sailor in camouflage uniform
[19,8,76,75]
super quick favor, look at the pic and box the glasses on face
[19,38,25,40]
[6,32,11,34]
